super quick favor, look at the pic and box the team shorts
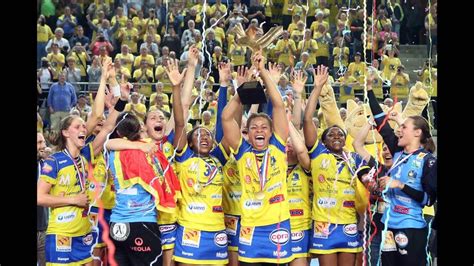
[224,214,241,252]
[158,223,177,250]
[89,206,112,248]
[45,231,97,265]
[310,221,363,254]
[291,229,311,258]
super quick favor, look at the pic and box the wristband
[114,99,127,112]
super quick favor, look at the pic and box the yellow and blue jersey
[40,144,95,237]
[232,134,290,227]
[287,164,312,231]
[175,144,226,231]
[219,143,242,216]
[309,141,368,224]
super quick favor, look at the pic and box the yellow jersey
[119,28,139,54]
[47,53,65,80]
[309,142,367,224]
[37,24,54,42]
[421,68,437,97]
[40,144,95,236]
[175,144,226,231]
[333,47,349,68]
[232,134,290,227]
[149,92,170,106]
[229,44,247,67]
[155,66,172,94]
[287,164,312,231]
[133,69,154,97]
[114,53,135,74]
[88,153,115,210]
[276,39,297,67]
[219,144,242,216]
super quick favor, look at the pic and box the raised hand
[165,58,187,87]
[313,65,329,89]
[120,74,132,100]
[267,61,282,83]
[218,61,232,87]
[104,86,117,109]
[291,70,307,95]
[236,65,249,88]
[100,57,113,79]
[251,50,265,71]
[187,45,200,67]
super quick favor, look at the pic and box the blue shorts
[310,222,363,254]
[45,232,97,265]
[224,214,241,252]
[291,229,311,258]
[238,219,293,263]
[89,206,112,248]
[174,224,229,264]
[159,223,177,250]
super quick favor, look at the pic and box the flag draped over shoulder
[113,144,181,213]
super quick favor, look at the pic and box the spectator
[157,46,170,65]
[200,110,215,132]
[351,9,365,56]
[37,57,55,92]
[369,59,386,100]
[336,69,358,107]
[86,15,120,46]
[332,37,350,78]
[228,39,248,70]
[115,44,135,74]
[231,0,248,16]
[144,8,160,30]
[97,44,113,64]
[381,47,401,81]
[70,94,92,121]
[161,27,181,57]
[87,0,111,18]
[155,56,173,97]
[314,24,331,68]
[287,14,302,35]
[347,51,367,100]
[339,107,348,121]
[142,24,162,47]
[69,25,90,51]
[140,34,160,59]
[67,42,90,83]
[225,9,249,34]
[47,71,77,132]
[181,20,201,49]
[315,0,331,24]
[133,46,155,70]
[133,60,154,99]
[377,24,399,50]
[209,18,226,46]
[277,74,292,96]
[64,56,82,94]
[204,29,222,69]
[208,0,228,19]
[148,93,170,114]
[184,7,202,30]
[47,43,65,82]
[132,9,146,36]
[37,15,54,68]
[310,11,329,36]
[294,51,315,92]
[247,0,267,25]
[90,32,114,56]
[124,92,147,121]
[113,57,131,81]
[390,64,410,101]
[180,44,205,78]
[86,56,102,91]
[40,0,56,30]
[45,28,71,55]
[290,20,306,43]
[275,30,297,67]
[111,6,127,28]
[56,6,78,39]
[374,9,392,32]
[298,29,318,65]
[88,10,106,42]
[118,19,139,55]
[391,0,404,38]
[332,20,352,48]
[150,81,170,107]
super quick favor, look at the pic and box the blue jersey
[382,149,436,229]
[108,150,157,223]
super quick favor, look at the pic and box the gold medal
[255,191,265,200]
[193,183,202,193]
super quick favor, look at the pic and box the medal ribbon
[254,149,270,193]
[63,149,86,191]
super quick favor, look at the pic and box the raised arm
[290,70,307,129]
[215,61,232,143]
[366,71,400,155]
[352,119,374,162]
[303,65,328,148]
[91,71,131,156]
[255,52,288,140]
[222,93,242,151]
[166,58,188,151]
[289,122,311,170]
[85,57,111,136]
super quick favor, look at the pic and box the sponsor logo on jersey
[187,203,206,214]
[212,206,223,213]
[214,232,228,247]
[269,228,290,245]
[269,194,285,204]
[394,232,409,248]
[394,205,409,214]
[343,200,355,208]
[56,212,76,223]
[343,224,358,236]
[290,209,304,216]
[244,200,262,209]
[159,224,177,234]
